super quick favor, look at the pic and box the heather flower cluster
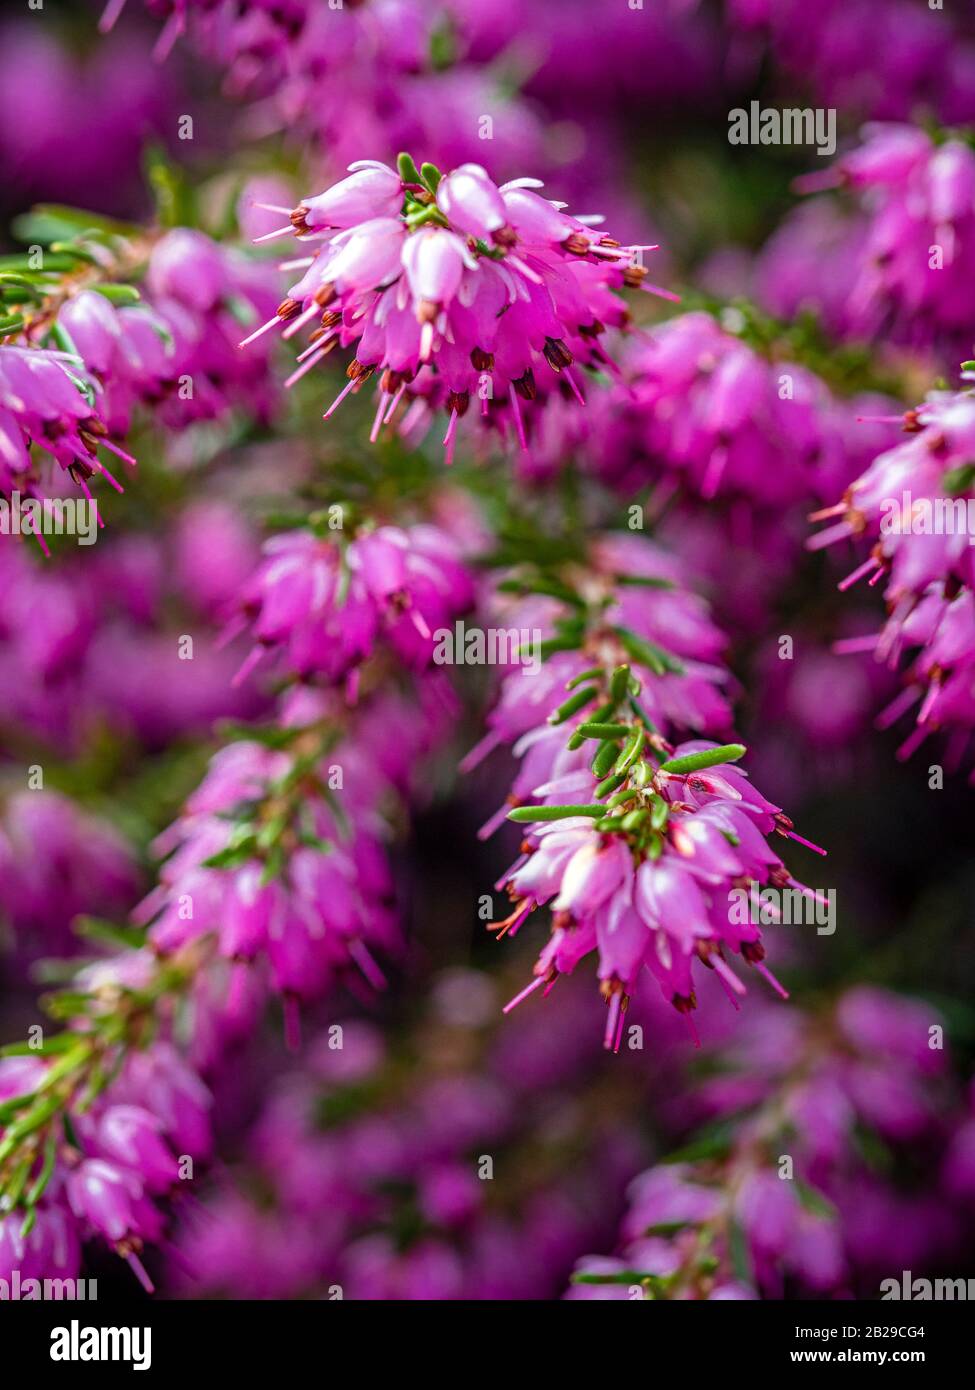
[589,312,890,509]
[786,125,975,363]
[810,380,975,768]
[0,1033,211,1295]
[0,662,460,1288]
[503,313,897,650]
[229,517,475,689]
[1,224,276,539]
[464,535,825,1045]
[466,531,736,801]
[59,229,278,434]
[494,728,817,1048]
[0,0,972,1319]
[569,987,967,1299]
[250,156,667,459]
[134,732,400,1039]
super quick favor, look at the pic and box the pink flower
[322,217,407,292]
[437,163,510,241]
[810,381,975,773]
[89,1106,179,1194]
[792,125,975,361]
[297,161,405,231]
[489,715,815,1045]
[0,345,133,544]
[66,1159,163,1247]
[146,228,228,311]
[401,227,474,316]
[553,839,630,916]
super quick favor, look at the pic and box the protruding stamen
[323,377,358,419]
[502,973,547,1014]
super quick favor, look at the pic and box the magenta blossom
[469,596,823,1045]
[493,735,816,1049]
[0,344,133,548]
[809,382,975,772]
[228,520,474,688]
[463,532,738,840]
[57,230,278,437]
[0,1040,212,1294]
[133,738,399,1039]
[794,124,975,363]
[247,155,670,459]
[598,312,891,508]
